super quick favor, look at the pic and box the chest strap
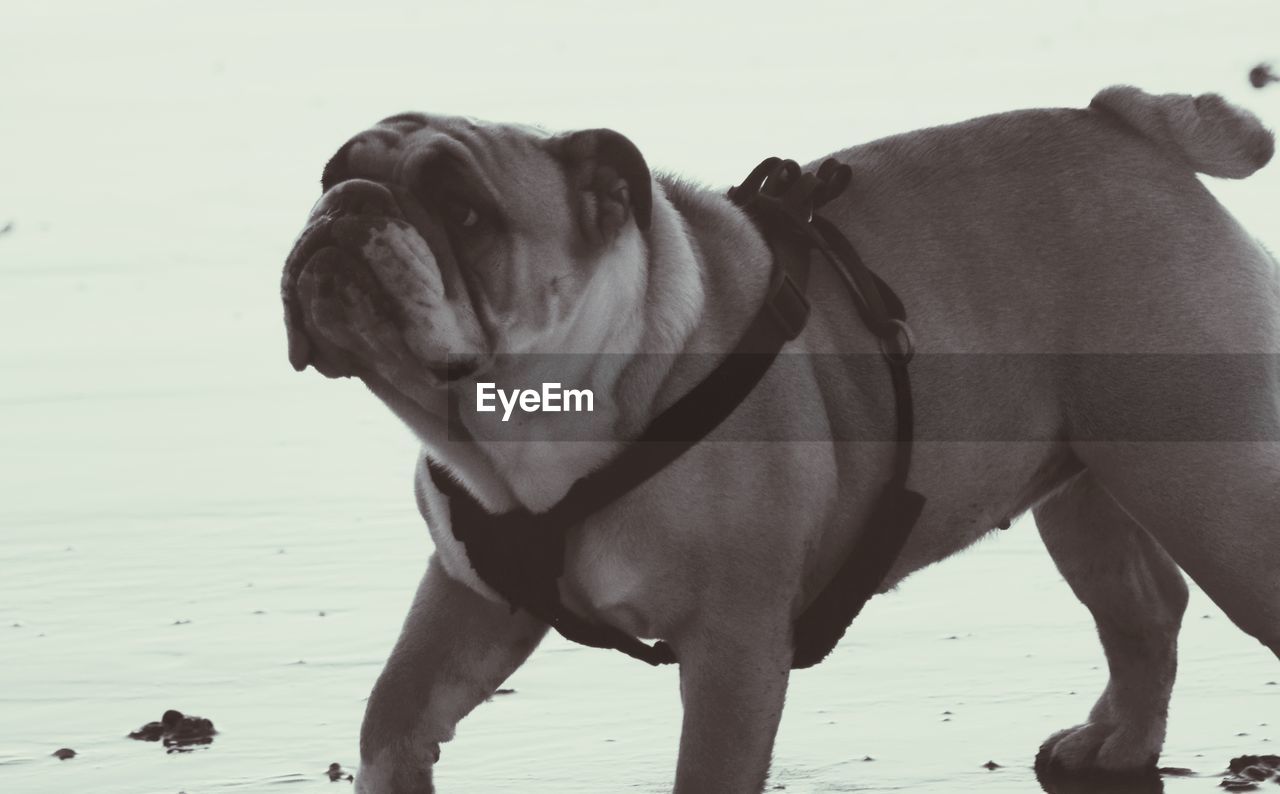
[429,157,924,669]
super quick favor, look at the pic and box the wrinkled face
[282,112,652,397]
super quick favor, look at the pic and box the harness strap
[731,159,925,668]
[429,157,924,669]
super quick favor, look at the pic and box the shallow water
[2,1,1278,792]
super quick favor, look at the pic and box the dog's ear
[557,128,653,245]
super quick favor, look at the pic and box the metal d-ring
[878,318,915,365]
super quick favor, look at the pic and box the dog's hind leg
[1074,441,1280,661]
[1032,471,1189,775]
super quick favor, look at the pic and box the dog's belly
[875,440,1083,590]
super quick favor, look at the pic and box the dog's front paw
[1035,721,1161,776]
[354,743,437,794]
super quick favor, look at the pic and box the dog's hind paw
[1035,722,1161,777]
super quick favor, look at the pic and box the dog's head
[281,113,653,401]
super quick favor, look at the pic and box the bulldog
[281,86,1279,793]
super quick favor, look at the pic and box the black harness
[428,157,925,669]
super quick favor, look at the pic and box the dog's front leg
[356,554,547,794]
[673,619,793,794]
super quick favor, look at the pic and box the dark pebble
[1228,755,1280,774]
[1221,754,1280,790]
[1243,765,1270,781]
[128,709,216,750]
[52,748,75,760]
[327,762,353,782]
[982,760,1001,770]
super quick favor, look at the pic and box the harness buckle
[766,272,810,341]
[878,317,916,365]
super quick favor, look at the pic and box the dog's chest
[412,459,682,637]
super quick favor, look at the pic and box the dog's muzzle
[282,179,412,376]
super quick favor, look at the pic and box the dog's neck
[425,176,775,514]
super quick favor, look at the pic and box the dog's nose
[315,178,401,219]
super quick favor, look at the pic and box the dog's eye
[442,199,482,231]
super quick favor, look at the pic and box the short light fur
[281,86,1278,793]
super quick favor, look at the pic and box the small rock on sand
[1220,754,1280,790]
[327,762,353,782]
[128,709,216,751]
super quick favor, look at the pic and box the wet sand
[3,500,1276,793]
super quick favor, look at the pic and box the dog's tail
[1090,85,1274,179]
